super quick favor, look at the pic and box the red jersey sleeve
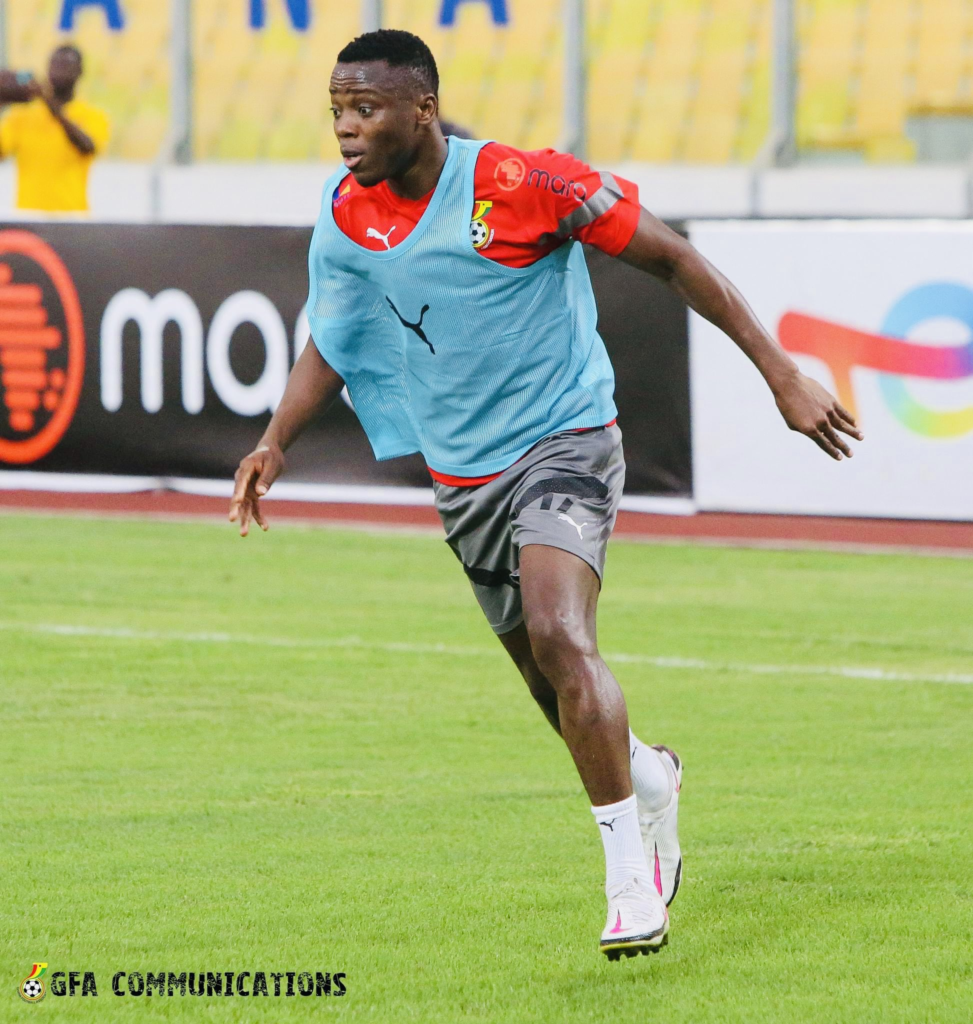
[472,143,641,267]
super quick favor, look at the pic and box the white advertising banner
[688,221,973,521]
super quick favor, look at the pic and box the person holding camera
[0,44,109,214]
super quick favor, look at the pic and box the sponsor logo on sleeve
[526,168,588,203]
[494,156,526,191]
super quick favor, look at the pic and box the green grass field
[1,512,971,1022]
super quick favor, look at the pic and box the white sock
[629,731,673,814]
[591,794,650,895]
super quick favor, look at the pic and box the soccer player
[229,30,862,959]
[0,45,109,214]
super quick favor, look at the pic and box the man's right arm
[229,339,345,536]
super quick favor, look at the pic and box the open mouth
[342,153,364,170]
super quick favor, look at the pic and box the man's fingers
[238,499,252,537]
[231,462,256,507]
[821,421,852,457]
[228,493,247,523]
[834,402,856,426]
[252,501,269,532]
[811,430,842,460]
[829,406,864,440]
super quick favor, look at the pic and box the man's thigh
[434,474,524,635]
[433,424,625,635]
[510,424,625,586]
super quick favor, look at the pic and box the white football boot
[638,745,683,906]
[599,876,669,960]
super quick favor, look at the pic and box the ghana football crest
[20,963,48,1002]
[470,200,495,250]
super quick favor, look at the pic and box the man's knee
[525,611,598,687]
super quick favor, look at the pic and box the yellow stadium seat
[630,123,680,163]
[738,64,771,159]
[914,4,966,110]
[865,136,916,162]
[684,117,739,162]
[799,82,853,147]
[215,118,264,160]
[265,119,317,160]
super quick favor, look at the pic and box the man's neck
[386,130,449,201]
[52,86,74,105]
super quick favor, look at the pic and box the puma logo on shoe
[598,818,617,832]
[367,225,397,249]
[652,744,682,792]
[386,298,434,354]
[558,512,590,539]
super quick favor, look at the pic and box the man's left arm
[617,208,864,460]
[44,95,96,155]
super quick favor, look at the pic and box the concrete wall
[1,161,972,225]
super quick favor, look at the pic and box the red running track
[1,488,971,557]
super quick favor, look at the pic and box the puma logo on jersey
[386,298,434,354]
[367,225,397,250]
[558,512,590,539]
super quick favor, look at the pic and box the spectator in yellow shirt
[0,45,110,214]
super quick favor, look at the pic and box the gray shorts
[432,424,625,634]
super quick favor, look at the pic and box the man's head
[330,30,441,187]
[49,44,83,98]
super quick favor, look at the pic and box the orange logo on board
[0,231,84,465]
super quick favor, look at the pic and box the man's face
[329,61,433,187]
[49,49,82,93]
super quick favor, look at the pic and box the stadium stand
[5,0,973,163]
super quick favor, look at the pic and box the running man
[229,30,863,960]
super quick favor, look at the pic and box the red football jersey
[331,141,639,485]
[331,141,641,268]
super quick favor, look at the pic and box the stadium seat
[684,4,753,162]
[588,0,653,160]
[855,0,913,158]
[914,0,966,111]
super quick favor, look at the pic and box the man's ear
[416,93,439,126]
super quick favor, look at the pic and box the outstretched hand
[772,371,864,460]
[229,443,285,536]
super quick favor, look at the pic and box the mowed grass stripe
[1,620,971,686]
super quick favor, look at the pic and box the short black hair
[337,29,439,96]
[53,43,83,64]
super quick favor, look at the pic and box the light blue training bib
[306,137,618,477]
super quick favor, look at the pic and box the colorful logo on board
[778,283,973,439]
[0,230,85,464]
